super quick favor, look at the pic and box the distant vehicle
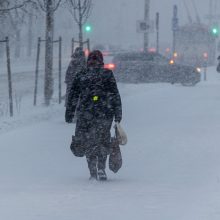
[174,23,216,67]
[92,44,122,57]
[110,51,201,86]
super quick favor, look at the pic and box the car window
[153,54,169,64]
[113,52,168,63]
[114,53,154,62]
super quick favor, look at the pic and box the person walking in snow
[65,50,122,181]
[65,47,86,106]
[217,55,220,73]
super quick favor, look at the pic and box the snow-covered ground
[1,67,220,220]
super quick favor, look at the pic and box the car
[110,51,201,85]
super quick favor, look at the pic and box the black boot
[97,169,107,181]
[97,152,107,181]
[87,156,97,180]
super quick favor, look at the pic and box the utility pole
[172,5,178,54]
[209,0,213,25]
[207,0,213,25]
[78,0,83,48]
[144,0,150,51]
[156,12,159,53]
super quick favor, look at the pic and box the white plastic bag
[115,122,128,146]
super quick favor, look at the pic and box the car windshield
[114,52,169,63]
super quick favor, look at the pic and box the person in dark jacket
[65,50,122,181]
[217,55,220,73]
[65,47,86,106]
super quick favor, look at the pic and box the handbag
[70,135,86,157]
[109,131,123,173]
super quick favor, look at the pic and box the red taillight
[84,49,90,57]
[203,52,208,59]
[104,63,116,70]
[148,47,156,53]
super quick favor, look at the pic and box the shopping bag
[109,137,122,173]
[115,122,128,146]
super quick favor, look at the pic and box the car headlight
[196,67,201,73]
[169,59,175,65]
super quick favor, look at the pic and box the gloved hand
[114,118,121,123]
[65,109,73,123]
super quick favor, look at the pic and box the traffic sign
[136,20,154,33]
[172,18,179,31]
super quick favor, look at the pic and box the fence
[0,37,13,117]
[33,37,62,106]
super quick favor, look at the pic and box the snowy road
[1,67,220,219]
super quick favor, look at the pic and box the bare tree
[0,1,9,57]
[0,0,32,12]
[0,0,32,57]
[36,0,62,106]
[0,0,61,105]
[26,7,34,57]
[8,8,25,58]
[20,2,40,57]
[0,1,7,37]
[67,0,92,48]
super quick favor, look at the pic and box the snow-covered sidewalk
[1,67,220,220]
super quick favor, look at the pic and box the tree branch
[53,0,62,11]
[67,0,92,25]
[37,0,46,12]
[0,0,33,12]
[36,0,62,12]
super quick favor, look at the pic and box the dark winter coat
[65,48,86,105]
[66,50,122,155]
[217,56,220,73]
[66,67,122,122]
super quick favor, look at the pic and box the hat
[87,50,104,67]
[71,47,85,58]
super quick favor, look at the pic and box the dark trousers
[86,152,107,176]
[75,117,112,175]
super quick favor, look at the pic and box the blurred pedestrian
[65,47,86,106]
[217,55,220,73]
